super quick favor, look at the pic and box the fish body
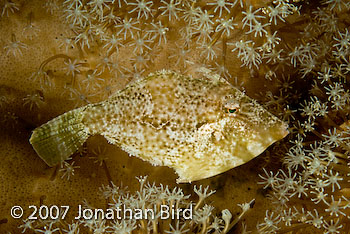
[30,70,288,182]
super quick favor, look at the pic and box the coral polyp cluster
[18,176,254,233]
[255,1,350,233]
[23,0,299,103]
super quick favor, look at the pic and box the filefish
[29,70,288,183]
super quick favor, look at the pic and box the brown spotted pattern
[82,70,288,182]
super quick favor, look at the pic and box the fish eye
[223,100,239,115]
[228,108,237,114]
[226,108,238,114]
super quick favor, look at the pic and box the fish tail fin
[29,106,90,166]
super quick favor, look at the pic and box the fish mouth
[278,122,290,139]
[174,121,290,183]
